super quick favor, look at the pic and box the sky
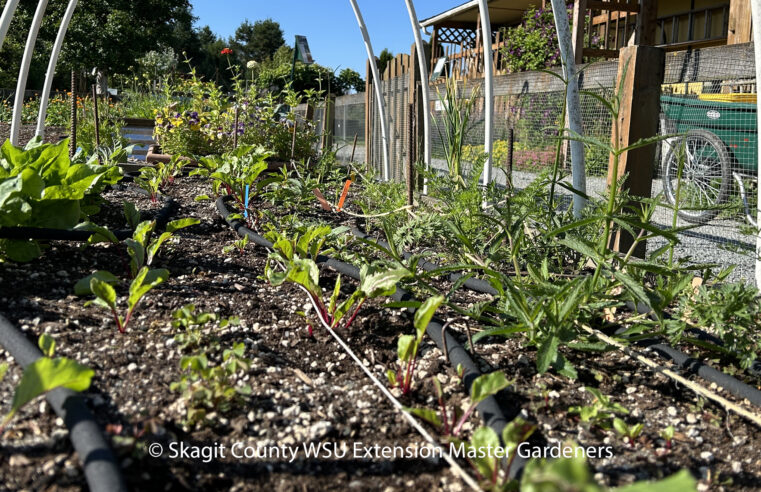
[189,0,465,75]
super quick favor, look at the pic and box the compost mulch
[1,175,760,491]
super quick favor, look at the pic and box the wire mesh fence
[301,42,757,282]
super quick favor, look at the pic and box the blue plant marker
[244,185,250,218]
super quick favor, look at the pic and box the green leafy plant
[434,77,480,188]
[660,425,675,450]
[80,266,169,333]
[222,235,249,255]
[568,387,628,429]
[171,304,240,352]
[387,295,444,395]
[197,144,271,210]
[170,342,252,428]
[265,225,409,334]
[0,335,94,434]
[407,371,512,437]
[0,137,122,261]
[613,418,644,446]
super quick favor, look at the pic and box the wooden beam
[587,1,640,12]
[727,0,752,44]
[637,0,658,46]
[571,0,588,64]
[607,45,665,257]
[583,48,620,58]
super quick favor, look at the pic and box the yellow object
[697,93,757,103]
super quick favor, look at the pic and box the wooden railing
[655,4,729,49]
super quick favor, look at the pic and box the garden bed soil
[0,123,68,147]
[1,175,760,490]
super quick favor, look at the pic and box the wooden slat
[572,0,587,64]
[727,0,752,44]
[587,1,640,12]
[582,48,620,58]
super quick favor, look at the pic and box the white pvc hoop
[348,0,391,181]
[36,0,79,138]
[10,0,49,146]
[550,0,587,217]
[476,0,494,186]
[0,0,21,51]
[403,0,432,194]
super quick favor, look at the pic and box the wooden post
[637,0,658,46]
[607,45,665,258]
[407,102,415,206]
[409,43,423,191]
[364,58,372,166]
[321,94,335,152]
[91,84,100,150]
[728,0,753,44]
[571,0,587,64]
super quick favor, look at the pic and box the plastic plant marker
[244,185,250,219]
[313,188,332,211]
[336,179,353,212]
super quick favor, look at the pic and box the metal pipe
[550,0,587,217]
[0,0,20,50]
[476,0,494,186]
[404,0,432,194]
[752,0,761,287]
[36,0,79,138]
[348,0,391,181]
[10,0,49,146]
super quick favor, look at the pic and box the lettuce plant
[0,137,121,261]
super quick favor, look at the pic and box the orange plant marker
[312,188,332,211]
[336,179,353,212]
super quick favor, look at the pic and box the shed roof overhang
[420,0,541,30]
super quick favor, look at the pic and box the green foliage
[676,282,761,370]
[82,267,169,333]
[198,145,271,208]
[0,138,122,261]
[388,296,444,395]
[170,342,252,428]
[568,387,629,429]
[230,19,285,63]
[500,6,565,73]
[434,77,480,187]
[1,336,94,433]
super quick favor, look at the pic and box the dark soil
[1,175,760,491]
[0,123,68,147]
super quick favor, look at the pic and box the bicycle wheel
[662,129,731,224]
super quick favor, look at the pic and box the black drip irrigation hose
[0,186,177,243]
[0,315,127,492]
[216,196,537,479]
[351,229,761,410]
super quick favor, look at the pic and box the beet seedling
[660,425,675,450]
[222,235,249,255]
[264,226,410,333]
[386,295,444,395]
[0,335,94,434]
[407,371,512,437]
[81,266,169,333]
[613,418,644,447]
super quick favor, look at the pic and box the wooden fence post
[607,45,665,258]
[321,94,335,153]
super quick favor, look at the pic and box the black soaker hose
[0,188,177,243]
[0,315,127,492]
[216,196,537,478]
[352,230,761,408]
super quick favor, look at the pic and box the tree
[337,68,364,94]
[378,48,394,74]
[232,18,285,63]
